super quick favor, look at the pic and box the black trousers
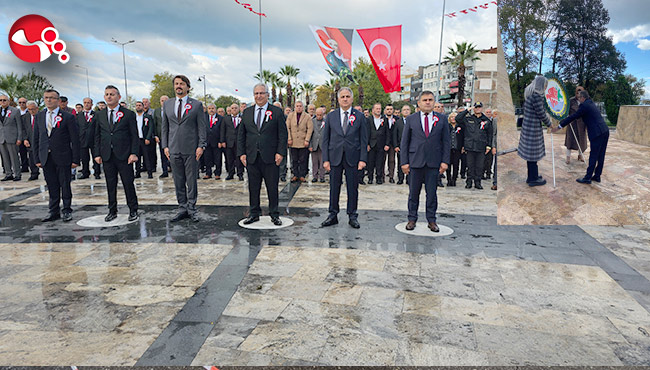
[80,147,101,177]
[484,151,494,177]
[26,146,39,176]
[466,151,485,184]
[137,139,153,175]
[527,161,538,182]
[447,148,461,181]
[585,131,609,179]
[367,146,385,181]
[290,147,308,178]
[396,152,404,182]
[43,154,72,215]
[247,156,279,218]
[329,158,360,220]
[103,156,138,214]
[408,166,438,222]
[19,143,29,172]
[204,145,223,177]
[460,152,467,177]
[225,146,243,177]
[158,141,169,175]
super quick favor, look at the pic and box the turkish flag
[357,25,402,93]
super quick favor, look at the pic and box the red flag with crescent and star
[357,25,402,93]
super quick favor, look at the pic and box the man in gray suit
[161,75,207,222]
[0,95,23,181]
[309,107,326,182]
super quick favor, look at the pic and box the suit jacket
[0,106,22,144]
[385,116,398,147]
[286,111,314,148]
[367,115,388,149]
[400,111,451,169]
[322,108,369,167]
[138,113,154,141]
[77,110,96,148]
[310,117,325,151]
[237,104,288,165]
[32,109,80,166]
[221,114,241,148]
[559,98,609,141]
[153,107,163,138]
[393,117,405,150]
[21,112,38,143]
[206,113,222,147]
[93,106,139,162]
[161,97,207,155]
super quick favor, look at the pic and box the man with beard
[221,103,244,180]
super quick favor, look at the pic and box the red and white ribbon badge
[6,110,11,118]
[54,115,62,128]
[184,103,192,115]
[349,114,356,126]
[456,127,461,134]
[144,117,148,126]
[432,115,439,127]
[265,110,272,122]
[116,111,124,123]
[480,121,486,130]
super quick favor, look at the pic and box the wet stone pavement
[0,174,649,365]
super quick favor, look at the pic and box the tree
[195,93,216,107]
[445,42,481,107]
[350,57,390,108]
[268,72,280,103]
[626,74,645,104]
[301,82,316,105]
[352,67,371,108]
[603,74,636,125]
[279,65,300,107]
[254,69,273,84]
[314,85,332,109]
[276,79,286,108]
[214,95,240,109]
[0,72,23,103]
[20,69,53,106]
[149,72,175,109]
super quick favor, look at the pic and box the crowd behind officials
[0,80,498,223]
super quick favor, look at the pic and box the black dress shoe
[190,213,200,222]
[159,173,168,178]
[397,179,403,185]
[359,180,366,185]
[321,216,338,227]
[475,183,483,190]
[128,212,139,221]
[312,178,318,183]
[243,215,259,224]
[62,212,72,222]
[13,177,21,181]
[526,176,543,184]
[348,219,360,229]
[225,175,234,180]
[376,179,383,184]
[238,176,244,181]
[591,176,601,183]
[171,212,189,222]
[528,178,547,187]
[461,174,466,179]
[105,213,117,222]
[94,175,101,179]
[271,216,282,226]
[1,175,14,181]
[28,175,38,181]
[368,179,373,184]
[437,180,444,187]
[576,177,592,184]
[465,182,472,189]
[41,213,60,222]
[389,178,395,183]
[78,174,89,179]
[280,176,286,182]
[147,174,153,179]
[134,173,141,178]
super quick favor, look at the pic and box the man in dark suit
[93,85,139,222]
[204,103,223,179]
[363,103,389,185]
[400,90,450,232]
[221,103,244,180]
[134,101,155,179]
[161,75,207,222]
[153,95,170,178]
[383,104,398,183]
[0,94,23,181]
[393,105,410,185]
[21,101,40,180]
[321,87,368,229]
[554,89,610,184]
[238,83,288,225]
[77,97,101,179]
[32,89,80,222]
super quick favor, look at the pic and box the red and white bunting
[233,0,266,17]
[445,1,497,18]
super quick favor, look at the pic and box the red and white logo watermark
[8,14,69,64]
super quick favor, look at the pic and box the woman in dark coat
[517,75,552,187]
[564,86,587,164]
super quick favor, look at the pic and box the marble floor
[498,129,650,225]
[1,168,649,366]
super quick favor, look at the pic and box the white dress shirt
[420,111,434,135]
[255,102,269,127]
[373,116,382,130]
[107,106,120,123]
[176,96,188,119]
[136,113,144,138]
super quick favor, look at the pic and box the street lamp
[197,75,207,106]
[74,64,90,98]
[111,38,135,103]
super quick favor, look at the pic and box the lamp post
[198,75,207,106]
[435,0,446,102]
[74,64,90,98]
[111,38,135,103]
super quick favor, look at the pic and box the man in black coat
[204,103,223,179]
[221,103,244,180]
[554,90,610,184]
[21,101,40,180]
[93,85,139,222]
[134,101,155,179]
[238,83,288,225]
[33,89,80,222]
[153,95,170,178]
[456,102,493,189]
[77,97,101,179]
[364,103,389,184]
[393,105,410,185]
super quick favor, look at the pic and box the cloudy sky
[603,0,650,98]
[0,0,497,106]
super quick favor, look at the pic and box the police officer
[456,102,493,189]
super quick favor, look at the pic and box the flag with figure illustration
[309,25,354,82]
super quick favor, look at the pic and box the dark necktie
[177,99,183,120]
[1,108,5,123]
[424,114,430,138]
[256,108,263,130]
[343,111,349,134]
[109,109,114,131]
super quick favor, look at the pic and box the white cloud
[637,39,650,50]
[608,24,650,44]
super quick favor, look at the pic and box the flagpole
[259,0,263,78]
[436,0,446,102]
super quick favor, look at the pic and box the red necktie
[85,112,89,122]
[424,114,430,138]
[210,116,214,128]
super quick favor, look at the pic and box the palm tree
[268,72,280,102]
[254,69,273,85]
[279,65,300,107]
[276,80,286,108]
[444,42,480,107]
[301,82,316,105]
[352,68,370,108]
[0,72,24,102]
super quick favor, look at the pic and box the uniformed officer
[455,102,493,189]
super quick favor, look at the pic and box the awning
[449,80,459,88]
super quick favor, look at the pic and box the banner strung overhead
[357,25,402,93]
[233,0,266,17]
[544,73,570,120]
[445,1,497,18]
[309,25,354,82]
